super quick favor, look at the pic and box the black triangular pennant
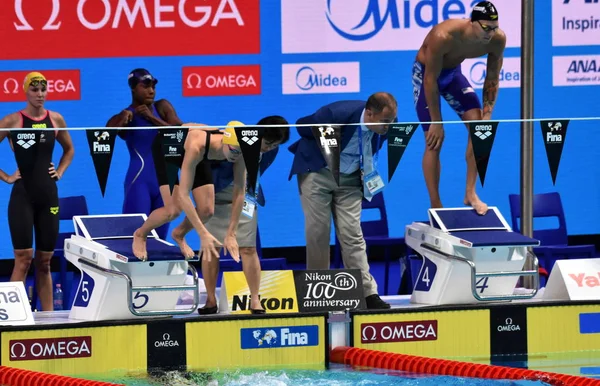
[540,119,569,185]
[160,128,188,195]
[311,125,341,186]
[387,123,419,183]
[468,121,499,187]
[235,126,263,195]
[85,129,117,197]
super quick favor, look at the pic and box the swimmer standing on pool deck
[412,1,506,215]
[0,72,74,311]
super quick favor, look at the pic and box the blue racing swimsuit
[120,104,169,239]
[412,61,482,131]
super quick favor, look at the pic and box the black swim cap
[471,1,499,22]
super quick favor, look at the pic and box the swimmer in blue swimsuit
[412,1,506,215]
[106,69,184,239]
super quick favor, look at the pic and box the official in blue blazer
[171,116,290,316]
[288,92,397,310]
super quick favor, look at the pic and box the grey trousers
[298,168,378,296]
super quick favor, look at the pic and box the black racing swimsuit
[8,111,59,252]
[152,129,221,190]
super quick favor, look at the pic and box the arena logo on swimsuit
[0,70,81,102]
[281,0,522,53]
[2,0,260,59]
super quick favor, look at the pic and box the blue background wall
[0,0,598,259]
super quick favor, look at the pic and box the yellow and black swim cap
[471,1,498,22]
[222,121,244,147]
[23,72,47,93]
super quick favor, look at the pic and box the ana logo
[361,320,438,344]
[567,59,600,74]
[9,336,92,361]
[16,133,36,149]
[241,129,259,145]
[240,325,319,349]
[497,318,521,332]
[474,125,493,140]
[154,333,180,348]
[296,66,347,91]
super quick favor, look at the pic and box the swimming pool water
[95,367,555,386]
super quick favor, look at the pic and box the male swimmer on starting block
[413,1,506,214]
[132,122,246,263]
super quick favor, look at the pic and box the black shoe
[365,294,391,310]
[197,305,218,315]
[250,308,266,315]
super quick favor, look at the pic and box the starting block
[64,214,200,321]
[405,207,541,305]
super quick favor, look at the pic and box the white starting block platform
[405,207,541,305]
[64,214,201,321]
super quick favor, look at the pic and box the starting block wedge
[64,214,200,321]
[405,207,541,305]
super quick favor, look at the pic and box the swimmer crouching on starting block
[413,1,506,215]
[132,122,246,263]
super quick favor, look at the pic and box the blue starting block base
[64,214,200,322]
[405,207,541,305]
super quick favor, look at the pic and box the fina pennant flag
[387,123,419,183]
[540,119,570,185]
[312,125,342,186]
[468,121,499,187]
[85,129,117,197]
[235,126,263,196]
[161,127,189,195]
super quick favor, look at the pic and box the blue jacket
[210,147,279,207]
[287,100,388,180]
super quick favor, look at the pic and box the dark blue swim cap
[471,1,499,22]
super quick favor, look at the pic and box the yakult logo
[0,70,81,102]
[183,65,261,97]
[9,336,92,361]
[2,0,260,59]
[361,320,438,344]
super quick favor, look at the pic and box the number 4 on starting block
[543,258,600,301]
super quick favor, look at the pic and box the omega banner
[86,129,117,197]
[468,121,499,187]
[292,269,365,312]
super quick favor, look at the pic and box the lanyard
[357,127,380,173]
[245,173,260,200]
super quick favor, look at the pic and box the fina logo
[469,61,488,87]
[295,66,347,91]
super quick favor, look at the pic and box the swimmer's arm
[227,158,247,238]
[0,114,19,183]
[483,34,507,120]
[178,132,211,237]
[106,111,131,139]
[423,33,451,123]
[53,113,75,180]
[156,99,184,126]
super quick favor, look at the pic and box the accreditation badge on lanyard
[242,176,259,219]
[358,128,385,197]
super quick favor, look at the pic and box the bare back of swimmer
[412,1,506,215]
